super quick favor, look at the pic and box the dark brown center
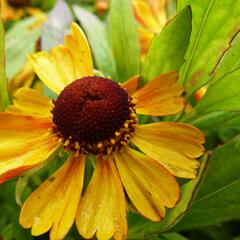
[52,76,132,149]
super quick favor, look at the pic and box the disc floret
[51,76,137,155]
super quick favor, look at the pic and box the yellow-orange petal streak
[20,154,85,239]
[132,0,159,32]
[131,123,205,178]
[76,157,127,240]
[138,27,154,56]
[7,88,53,117]
[115,147,179,221]
[64,23,93,79]
[133,71,185,116]
[122,75,139,95]
[147,0,168,27]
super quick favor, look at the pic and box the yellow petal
[50,45,77,85]
[64,23,93,79]
[76,157,127,240]
[0,112,52,141]
[122,75,139,95]
[133,71,185,116]
[115,147,179,221]
[29,23,93,94]
[20,154,85,239]
[0,113,59,183]
[0,133,60,184]
[132,0,160,32]
[7,88,53,117]
[131,123,205,178]
[28,53,67,94]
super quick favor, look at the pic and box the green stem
[179,109,198,123]
[0,18,10,111]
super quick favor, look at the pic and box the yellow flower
[132,0,169,55]
[0,23,205,240]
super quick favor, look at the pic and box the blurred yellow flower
[0,23,205,240]
[1,0,44,22]
[132,0,170,55]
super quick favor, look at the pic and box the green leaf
[73,5,117,79]
[109,0,140,82]
[0,17,10,111]
[212,33,240,83]
[141,7,191,83]
[127,155,208,239]
[160,232,189,240]
[196,69,240,113]
[1,224,14,240]
[178,0,240,97]
[32,0,57,10]
[15,167,41,206]
[182,69,240,123]
[187,111,240,135]
[135,233,189,240]
[174,137,240,230]
[0,181,32,240]
[6,17,42,80]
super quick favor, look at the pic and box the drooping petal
[0,113,59,183]
[29,22,93,94]
[20,154,85,240]
[76,157,127,240]
[115,147,179,221]
[131,123,205,178]
[133,71,185,116]
[64,23,93,79]
[7,88,53,117]
[122,75,139,95]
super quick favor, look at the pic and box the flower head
[0,23,205,240]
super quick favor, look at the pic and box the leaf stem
[0,18,10,111]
